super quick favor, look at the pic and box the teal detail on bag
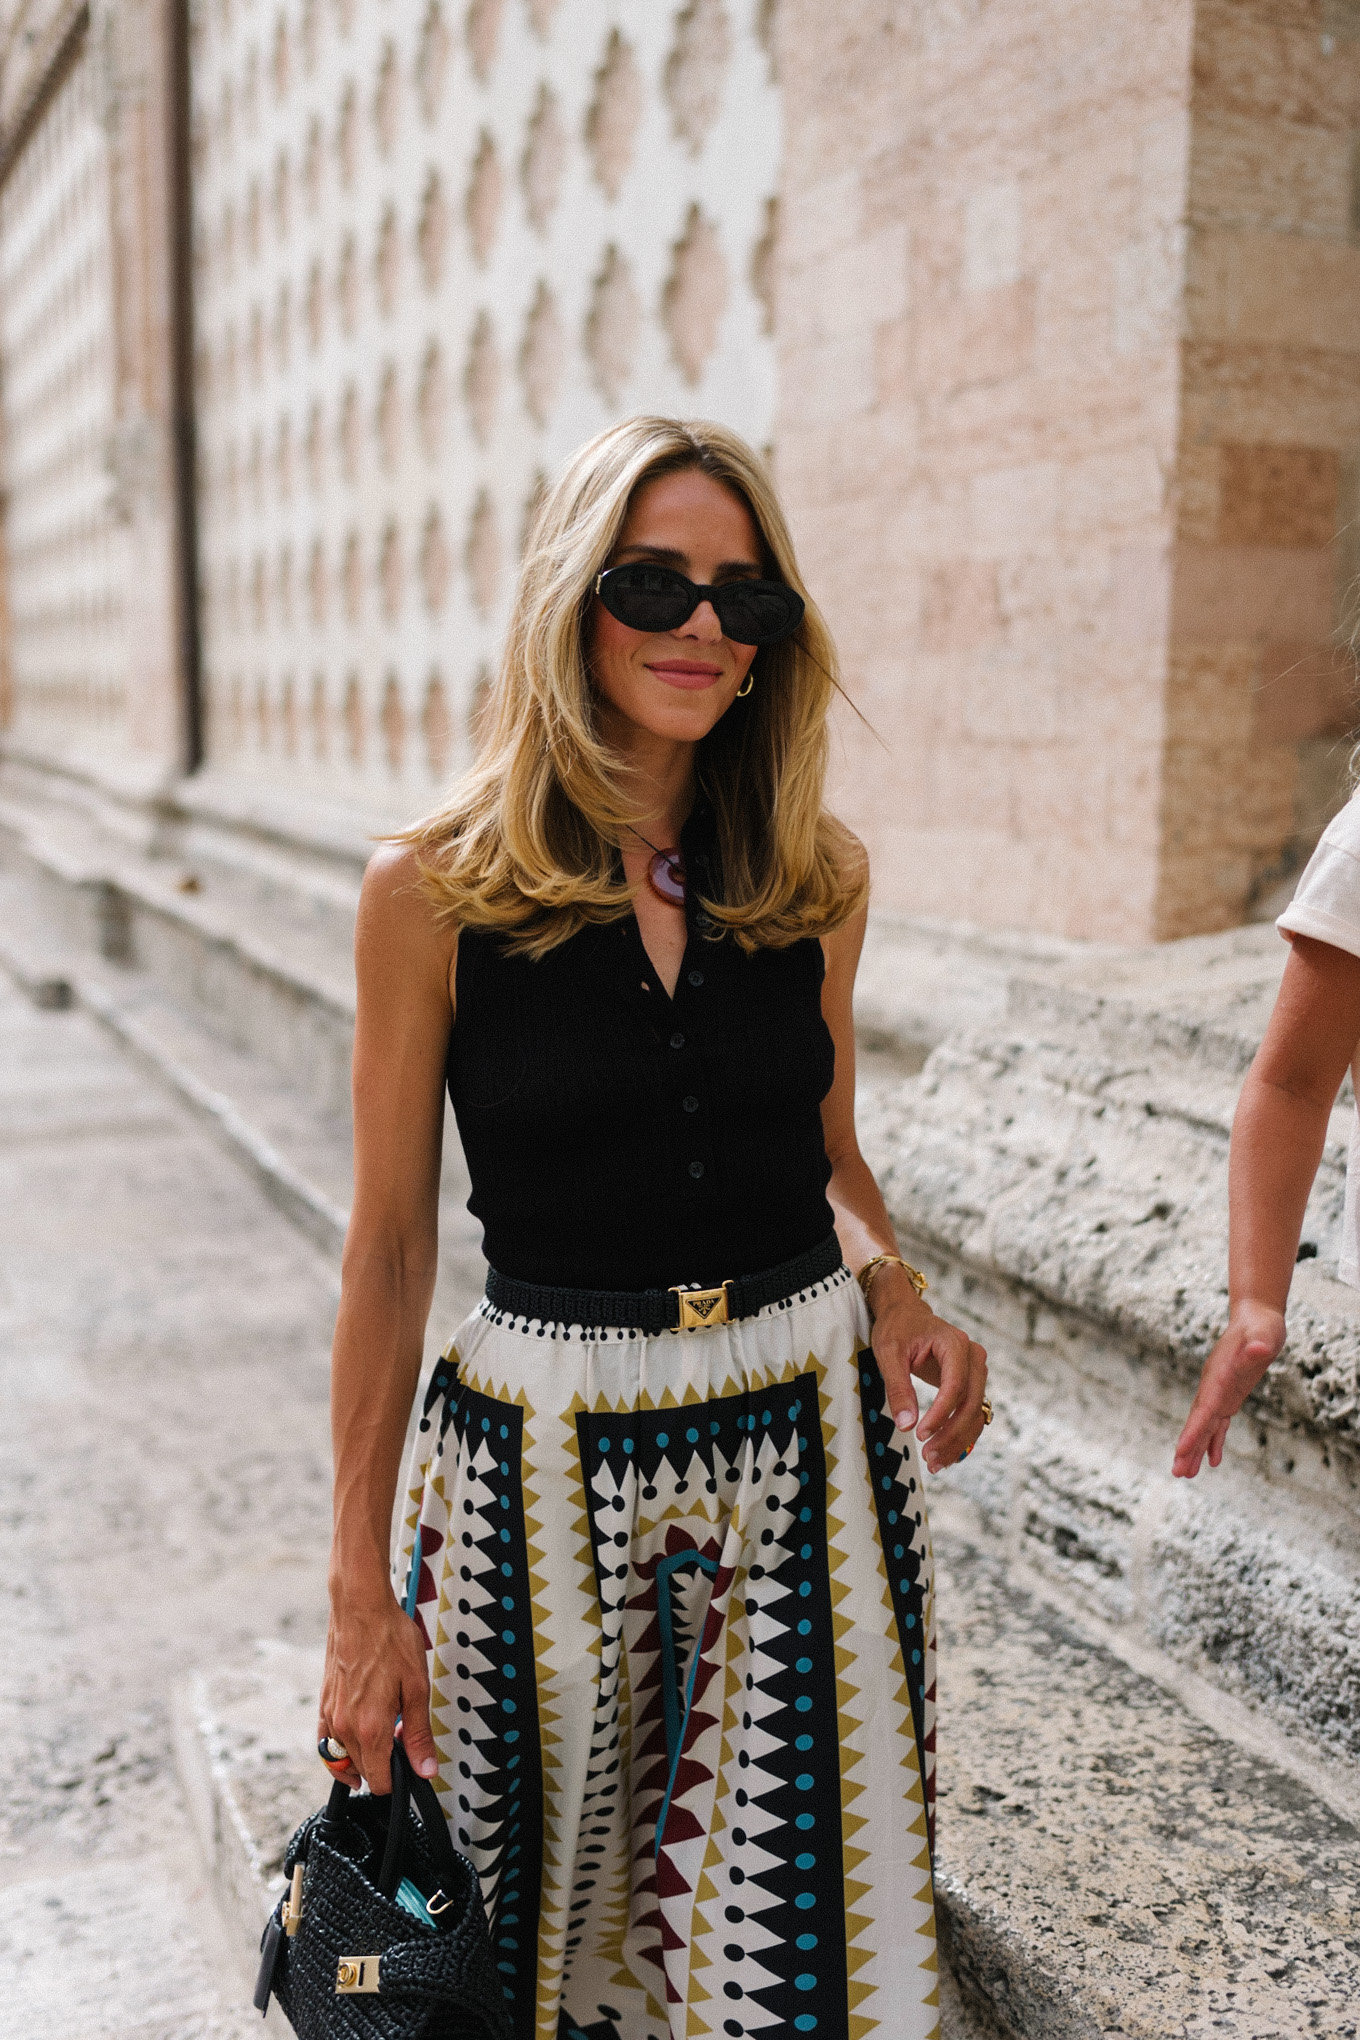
[394,1876,438,1930]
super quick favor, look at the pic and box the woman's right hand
[1172,1299,1287,1479]
[318,1586,439,1795]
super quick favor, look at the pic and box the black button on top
[670,1031,685,1050]
[687,969,705,988]
[688,1160,705,1179]
[683,1095,700,1113]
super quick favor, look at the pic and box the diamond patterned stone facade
[0,39,129,773]
[189,0,780,810]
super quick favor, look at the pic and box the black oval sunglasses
[594,563,805,646]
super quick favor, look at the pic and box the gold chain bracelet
[857,1253,929,1309]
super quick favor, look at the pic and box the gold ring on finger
[980,1396,993,1425]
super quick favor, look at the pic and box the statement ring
[318,1735,349,1772]
[980,1396,994,1426]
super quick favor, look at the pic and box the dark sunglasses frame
[594,563,805,647]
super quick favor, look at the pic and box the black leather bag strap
[377,1742,413,1896]
[379,1741,462,1898]
[406,1762,462,1885]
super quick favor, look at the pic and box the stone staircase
[5,755,1360,2037]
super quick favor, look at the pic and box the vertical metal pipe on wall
[166,0,202,775]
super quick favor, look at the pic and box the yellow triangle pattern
[820,1341,887,2039]
[676,1521,748,2037]
[854,1342,942,1967]
[559,1394,645,2004]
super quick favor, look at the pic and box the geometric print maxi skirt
[396,1266,938,2040]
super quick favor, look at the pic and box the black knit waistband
[483,1233,845,1335]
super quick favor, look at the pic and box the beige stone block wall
[1159,0,1360,934]
[775,0,1195,941]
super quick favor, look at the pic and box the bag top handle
[392,1743,462,1893]
[314,1742,461,1899]
[376,1741,414,1895]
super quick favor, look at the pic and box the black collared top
[447,800,837,1292]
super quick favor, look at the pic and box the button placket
[670,837,718,1196]
[660,1009,709,1192]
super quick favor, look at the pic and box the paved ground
[0,974,339,2037]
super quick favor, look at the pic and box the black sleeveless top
[447,799,837,1292]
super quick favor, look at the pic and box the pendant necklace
[629,825,686,907]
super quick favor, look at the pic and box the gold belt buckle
[671,1281,732,1329]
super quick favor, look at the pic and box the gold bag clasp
[671,1282,731,1329]
[281,1864,304,1937]
[336,1956,380,1994]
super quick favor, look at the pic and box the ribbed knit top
[446,799,837,1292]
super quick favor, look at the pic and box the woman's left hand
[869,1268,989,1473]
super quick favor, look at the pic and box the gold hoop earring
[736,670,754,697]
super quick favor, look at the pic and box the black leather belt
[484,1232,844,1335]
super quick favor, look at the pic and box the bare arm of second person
[317,845,457,1791]
[1174,933,1360,1478]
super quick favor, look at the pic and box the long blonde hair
[403,415,866,955]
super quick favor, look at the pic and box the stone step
[934,1527,1360,2038]
[171,1642,325,1997]
[855,899,1360,1783]
[0,862,487,1326]
[0,771,362,1115]
[171,1526,1360,2040]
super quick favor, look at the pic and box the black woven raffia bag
[254,1743,510,2039]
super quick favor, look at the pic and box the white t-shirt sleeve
[1277,791,1360,961]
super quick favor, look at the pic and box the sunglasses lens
[714,581,805,645]
[597,565,805,645]
[598,565,691,632]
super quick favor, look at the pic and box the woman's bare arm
[318,844,457,1790]
[820,900,988,1474]
[1174,933,1360,1476]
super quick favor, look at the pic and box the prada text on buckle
[670,1282,732,1329]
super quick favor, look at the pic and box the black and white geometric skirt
[397,1266,938,2040]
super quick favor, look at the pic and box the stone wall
[0,21,125,770]
[1163,0,1360,933]
[0,0,189,797]
[775,0,1195,941]
[775,0,1360,942]
[4,1,1360,931]
[187,0,780,822]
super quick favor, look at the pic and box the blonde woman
[319,418,990,2040]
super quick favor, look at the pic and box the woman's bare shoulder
[356,843,458,991]
[822,829,869,976]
